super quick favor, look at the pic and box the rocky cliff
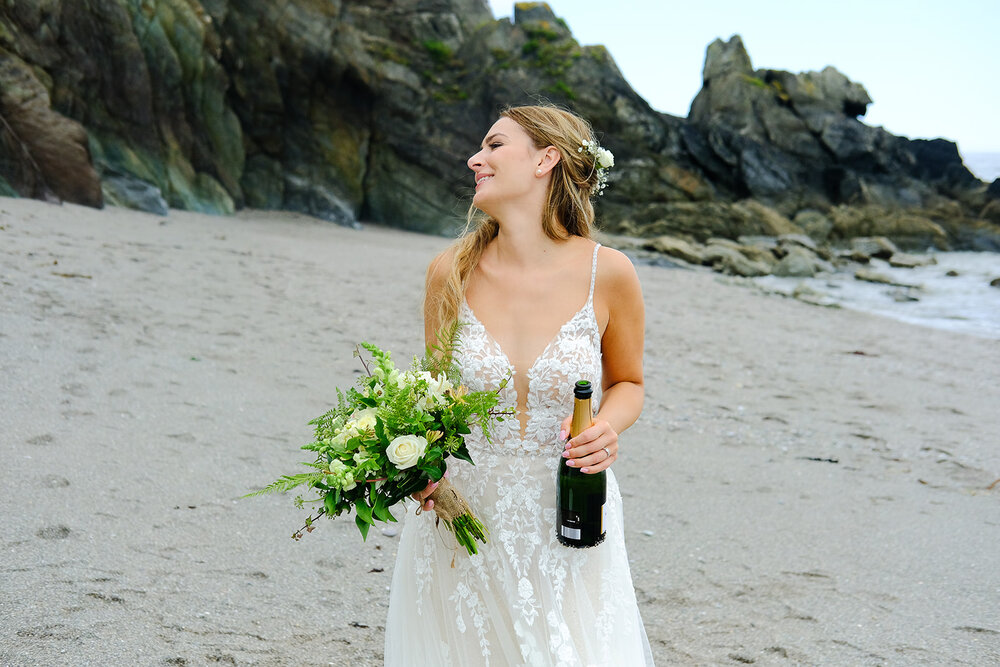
[1,1,997,249]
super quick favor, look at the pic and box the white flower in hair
[577,139,615,196]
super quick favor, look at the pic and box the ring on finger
[602,447,611,460]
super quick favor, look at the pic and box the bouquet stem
[428,477,488,555]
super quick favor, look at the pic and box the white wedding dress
[385,244,654,666]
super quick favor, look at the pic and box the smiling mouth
[476,175,493,187]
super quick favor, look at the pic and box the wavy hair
[427,104,604,342]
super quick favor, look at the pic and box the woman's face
[467,116,543,214]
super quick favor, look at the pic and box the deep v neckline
[461,242,601,380]
[462,297,591,378]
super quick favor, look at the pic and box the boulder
[774,245,828,277]
[854,268,920,288]
[888,252,937,269]
[792,283,839,308]
[703,242,771,277]
[794,209,834,241]
[777,233,818,252]
[101,171,169,215]
[990,278,1000,288]
[737,235,778,250]
[830,206,949,249]
[641,236,704,264]
[851,236,899,260]
[980,200,1000,225]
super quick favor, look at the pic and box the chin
[472,194,496,218]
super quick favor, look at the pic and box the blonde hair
[427,104,603,340]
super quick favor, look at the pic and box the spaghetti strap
[587,242,601,304]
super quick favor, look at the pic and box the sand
[1,197,998,666]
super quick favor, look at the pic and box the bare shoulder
[426,245,457,292]
[594,245,642,335]
[596,245,642,293]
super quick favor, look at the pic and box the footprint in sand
[61,382,88,397]
[26,434,55,446]
[40,474,70,488]
[36,525,71,539]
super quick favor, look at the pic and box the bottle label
[560,525,582,540]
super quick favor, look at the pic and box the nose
[468,148,484,170]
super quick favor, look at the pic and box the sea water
[752,252,1000,340]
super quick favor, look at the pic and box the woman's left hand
[558,416,618,474]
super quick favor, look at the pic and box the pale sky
[487,0,999,156]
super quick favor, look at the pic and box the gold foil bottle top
[570,380,593,438]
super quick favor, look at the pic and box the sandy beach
[1,197,998,666]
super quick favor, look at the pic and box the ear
[535,146,561,176]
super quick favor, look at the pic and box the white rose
[596,147,614,169]
[350,407,377,432]
[386,434,428,470]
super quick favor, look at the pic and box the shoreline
[2,198,998,665]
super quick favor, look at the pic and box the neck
[490,219,564,267]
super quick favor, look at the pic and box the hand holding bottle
[559,416,618,474]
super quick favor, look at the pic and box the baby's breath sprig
[577,139,615,196]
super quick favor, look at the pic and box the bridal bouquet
[248,337,509,555]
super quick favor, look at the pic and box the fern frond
[423,319,464,381]
[243,472,325,498]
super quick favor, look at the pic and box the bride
[385,104,654,666]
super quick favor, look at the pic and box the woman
[385,105,653,666]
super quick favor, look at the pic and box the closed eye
[489,142,503,149]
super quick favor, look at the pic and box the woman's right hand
[410,471,446,512]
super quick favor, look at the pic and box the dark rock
[851,236,898,260]
[284,175,359,228]
[101,171,169,216]
[0,3,993,250]
[0,50,102,206]
[980,200,1000,225]
[990,278,1000,288]
[987,179,1000,200]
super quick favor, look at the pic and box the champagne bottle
[557,380,607,548]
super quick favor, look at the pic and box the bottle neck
[569,397,593,438]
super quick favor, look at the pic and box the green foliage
[740,74,790,103]
[369,41,410,66]
[523,23,561,43]
[246,335,513,553]
[491,47,513,70]
[423,40,454,66]
[548,80,576,100]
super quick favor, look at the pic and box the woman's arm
[562,247,645,474]
[414,246,457,511]
[423,246,455,349]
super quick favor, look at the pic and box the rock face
[0,49,102,206]
[0,2,995,248]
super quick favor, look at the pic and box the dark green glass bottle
[557,380,607,548]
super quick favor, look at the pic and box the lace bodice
[456,243,603,456]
